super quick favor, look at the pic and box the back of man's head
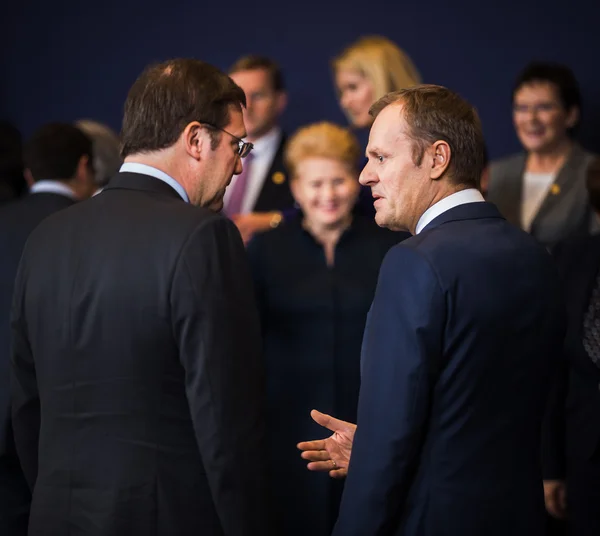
[24,123,93,183]
[121,58,246,158]
[370,85,485,189]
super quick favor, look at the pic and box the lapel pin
[550,184,561,195]
[272,172,285,185]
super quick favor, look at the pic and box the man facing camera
[10,59,271,536]
[227,55,294,243]
[299,85,566,536]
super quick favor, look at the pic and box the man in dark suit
[542,158,600,536]
[0,123,96,535]
[10,59,271,536]
[298,85,566,536]
[227,55,294,243]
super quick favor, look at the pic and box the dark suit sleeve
[333,245,445,536]
[170,215,271,536]
[541,243,570,480]
[541,350,567,480]
[9,255,40,491]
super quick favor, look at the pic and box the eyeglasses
[513,103,560,115]
[203,123,254,158]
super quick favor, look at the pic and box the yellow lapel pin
[272,172,285,185]
[550,184,561,195]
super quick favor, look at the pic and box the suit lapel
[499,154,526,227]
[252,136,291,212]
[104,172,184,201]
[422,202,504,233]
[530,143,586,231]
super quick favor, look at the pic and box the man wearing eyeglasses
[9,59,272,536]
[227,55,294,244]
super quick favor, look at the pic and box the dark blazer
[252,135,294,213]
[0,191,75,536]
[487,143,598,249]
[10,172,271,536]
[247,216,406,536]
[333,202,566,536]
[543,233,600,535]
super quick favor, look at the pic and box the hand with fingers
[297,409,357,479]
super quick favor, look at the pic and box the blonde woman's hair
[333,36,421,101]
[284,122,361,179]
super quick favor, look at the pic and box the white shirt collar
[30,180,77,200]
[119,163,189,203]
[249,126,281,157]
[415,188,485,234]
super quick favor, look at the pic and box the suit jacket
[543,233,600,475]
[487,143,598,249]
[333,202,566,536]
[10,172,271,536]
[251,135,294,213]
[0,191,75,536]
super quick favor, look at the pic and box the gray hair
[75,120,122,187]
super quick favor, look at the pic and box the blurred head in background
[332,36,421,129]
[229,55,287,142]
[285,122,360,234]
[76,120,122,191]
[512,62,581,156]
[24,122,96,200]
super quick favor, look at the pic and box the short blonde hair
[333,36,421,101]
[284,122,361,178]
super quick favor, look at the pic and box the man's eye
[378,155,385,163]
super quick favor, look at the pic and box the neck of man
[408,183,472,235]
[124,151,193,202]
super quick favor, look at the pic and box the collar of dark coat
[104,172,184,201]
[422,202,504,233]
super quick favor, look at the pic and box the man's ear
[183,121,209,160]
[430,140,451,180]
[74,154,91,182]
[276,91,288,116]
[566,106,579,130]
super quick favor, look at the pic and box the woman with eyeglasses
[487,62,599,250]
[246,122,407,536]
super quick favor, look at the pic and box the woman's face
[512,82,577,154]
[291,157,359,230]
[335,69,375,129]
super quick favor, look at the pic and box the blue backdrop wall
[1,0,598,159]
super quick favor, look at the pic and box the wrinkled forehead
[368,103,409,146]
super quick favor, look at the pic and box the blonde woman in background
[332,36,421,216]
[247,122,408,536]
[333,36,421,130]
